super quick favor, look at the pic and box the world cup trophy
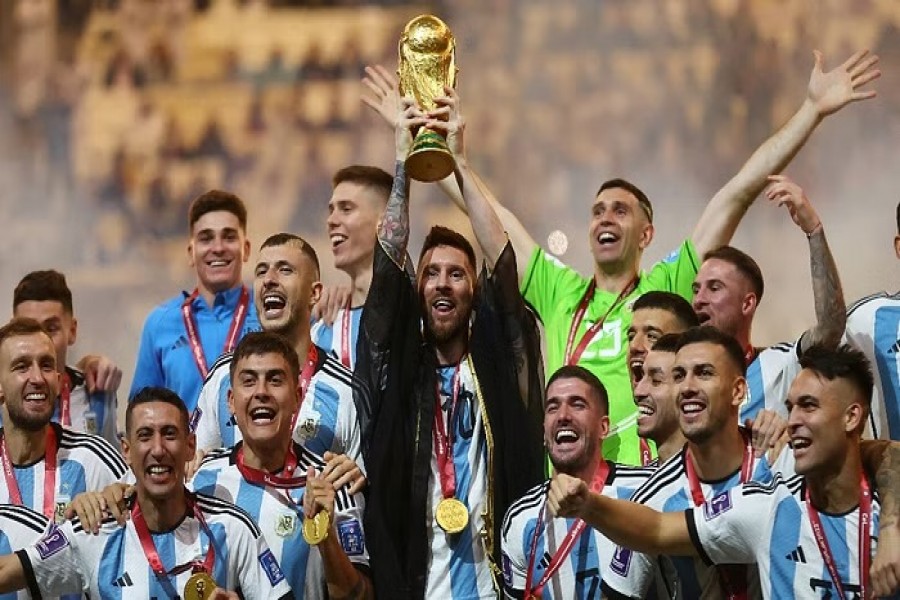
[398,15,458,182]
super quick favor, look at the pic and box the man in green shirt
[361,50,880,464]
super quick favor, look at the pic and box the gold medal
[184,572,216,600]
[302,511,330,545]
[435,497,469,534]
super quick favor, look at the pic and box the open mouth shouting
[330,234,348,252]
[249,406,278,426]
[262,292,287,320]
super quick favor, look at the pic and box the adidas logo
[112,572,134,587]
[226,415,237,427]
[784,546,807,564]
[889,340,900,355]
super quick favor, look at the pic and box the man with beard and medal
[0,386,293,599]
[358,89,544,598]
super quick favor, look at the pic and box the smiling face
[672,341,746,445]
[633,348,679,443]
[326,182,384,276]
[544,377,609,475]
[588,187,653,272]
[786,369,863,477]
[228,351,299,456]
[627,307,683,386]
[187,210,251,295]
[0,332,59,432]
[417,245,476,347]
[13,300,76,369]
[123,401,195,502]
[691,258,756,337]
[254,243,321,337]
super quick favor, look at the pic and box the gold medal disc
[184,572,216,600]
[435,497,469,534]
[302,511,330,545]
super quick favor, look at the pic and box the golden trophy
[398,15,458,182]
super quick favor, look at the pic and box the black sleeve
[15,549,42,599]
[362,242,415,349]
[684,509,714,566]
[601,580,640,599]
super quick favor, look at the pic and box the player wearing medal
[362,51,880,465]
[311,165,393,371]
[358,93,544,599]
[0,317,126,522]
[191,235,364,492]
[192,332,371,599]
[130,190,261,411]
[501,366,654,599]
[12,269,119,444]
[693,176,847,424]
[548,345,900,599]
[627,292,699,466]
[0,386,294,599]
[844,201,900,441]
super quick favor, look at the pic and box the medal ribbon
[59,371,71,427]
[563,277,638,365]
[0,428,58,519]
[340,302,352,369]
[524,461,610,599]
[805,473,871,600]
[639,438,653,466]
[433,364,462,500]
[132,493,215,577]
[289,345,319,433]
[181,286,250,379]
[235,445,305,489]
[685,431,753,600]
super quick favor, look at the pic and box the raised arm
[764,175,845,352]
[862,441,900,597]
[362,65,537,278]
[547,473,696,557]
[691,50,880,258]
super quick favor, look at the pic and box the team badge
[83,412,98,435]
[274,512,297,537]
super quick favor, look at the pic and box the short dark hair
[597,178,653,223]
[0,318,53,356]
[650,332,682,354]
[188,190,248,232]
[546,365,610,415]
[332,165,392,203]
[632,291,699,331]
[13,270,73,314]
[126,386,190,435]
[260,233,320,280]
[418,226,477,274]
[229,331,300,384]
[703,246,765,303]
[799,344,874,412]
[676,326,747,376]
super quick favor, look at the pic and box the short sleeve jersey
[521,242,699,465]
[191,442,368,598]
[0,424,128,521]
[192,348,362,470]
[501,464,654,600]
[687,474,897,600]
[739,340,803,423]
[0,504,51,600]
[129,286,261,412]
[310,306,363,370]
[17,493,293,599]
[845,292,900,440]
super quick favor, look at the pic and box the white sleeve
[338,394,364,475]
[500,510,528,599]
[333,488,369,566]
[194,372,225,451]
[601,544,655,598]
[233,527,292,600]
[21,522,86,596]
[686,488,768,566]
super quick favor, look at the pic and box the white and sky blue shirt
[310,306,362,371]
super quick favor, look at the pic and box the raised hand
[547,472,590,519]
[806,49,880,118]
[311,284,352,326]
[77,354,123,393]
[765,174,821,235]
[395,96,427,161]
[303,466,336,520]
[322,451,367,496]
[362,64,402,128]
[426,86,466,161]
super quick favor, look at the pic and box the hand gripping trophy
[398,15,458,182]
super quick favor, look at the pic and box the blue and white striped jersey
[688,474,899,600]
[425,361,493,599]
[739,341,802,423]
[845,292,900,440]
[310,307,362,371]
[602,441,793,599]
[191,442,368,598]
[0,424,127,521]
[192,347,362,467]
[17,492,293,599]
[0,504,53,600]
[501,464,654,599]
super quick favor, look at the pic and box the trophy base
[406,130,456,182]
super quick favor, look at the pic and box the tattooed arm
[763,175,845,352]
[377,96,424,266]
[862,441,900,596]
